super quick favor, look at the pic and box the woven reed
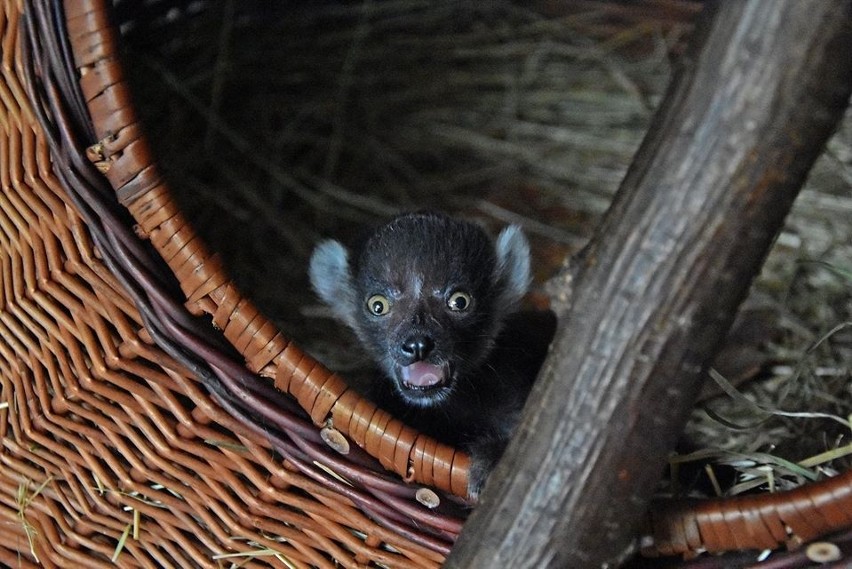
[1,0,851,567]
[1,0,465,566]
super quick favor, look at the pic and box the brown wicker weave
[2,0,851,567]
[2,0,466,566]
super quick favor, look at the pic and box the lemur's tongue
[401,362,445,388]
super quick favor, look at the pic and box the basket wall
[0,0,461,566]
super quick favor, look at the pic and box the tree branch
[447,1,852,567]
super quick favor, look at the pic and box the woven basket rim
[19,0,472,560]
[60,0,472,497]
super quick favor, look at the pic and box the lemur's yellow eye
[367,294,391,316]
[447,291,472,312]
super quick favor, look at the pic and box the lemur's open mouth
[399,362,449,391]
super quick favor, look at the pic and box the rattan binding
[60,0,471,501]
[645,469,852,557]
[70,0,471,496]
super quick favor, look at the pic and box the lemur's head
[309,212,530,408]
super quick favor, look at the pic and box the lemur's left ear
[309,239,359,328]
[494,225,531,310]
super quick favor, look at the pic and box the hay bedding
[120,0,850,502]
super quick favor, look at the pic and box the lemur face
[309,212,531,408]
[352,215,501,406]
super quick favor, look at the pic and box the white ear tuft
[309,240,358,326]
[494,225,531,310]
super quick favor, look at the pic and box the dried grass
[16,476,53,562]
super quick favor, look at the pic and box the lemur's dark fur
[309,211,555,498]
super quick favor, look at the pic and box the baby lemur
[309,211,555,498]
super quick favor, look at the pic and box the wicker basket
[3,1,467,566]
[2,1,851,567]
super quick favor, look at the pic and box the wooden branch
[447,1,852,567]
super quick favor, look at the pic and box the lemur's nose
[401,335,434,361]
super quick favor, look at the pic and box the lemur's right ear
[309,240,359,327]
[494,225,531,312]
